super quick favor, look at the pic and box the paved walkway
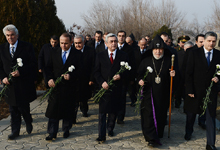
[0,95,220,150]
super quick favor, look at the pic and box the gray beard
[152,52,164,60]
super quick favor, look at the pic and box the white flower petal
[68,67,73,72]
[71,65,75,69]
[17,58,22,63]
[216,64,220,69]
[18,62,23,67]
[120,61,125,66]
[217,71,220,75]
[147,66,153,73]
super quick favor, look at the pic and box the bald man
[126,37,133,46]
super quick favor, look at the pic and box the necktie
[62,51,67,64]
[207,52,211,66]
[119,46,122,50]
[110,53,114,64]
[11,47,15,58]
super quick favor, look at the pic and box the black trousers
[117,85,127,121]
[73,100,89,122]
[47,118,72,135]
[127,82,137,104]
[185,109,215,145]
[9,104,32,134]
[98,113,117,138]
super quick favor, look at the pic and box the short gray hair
[3,24,19,36]
[184,41,194,47]
[74,35,84,43]
[105,33,118,43]
[204,31,217,40]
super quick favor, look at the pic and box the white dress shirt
[9,40,18,53]
[62,47,71,59]
[203,47,213,61]
[108,49,117,60]
[118,43,125,50]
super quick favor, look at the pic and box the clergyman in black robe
[137,35,178,147]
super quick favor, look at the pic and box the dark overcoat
[44,47,81,119]
[184,47,220,117]
[0,40,37,106]
[94,49,129,113]
[76,46,96,101]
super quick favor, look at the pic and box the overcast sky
[54,0,215,30]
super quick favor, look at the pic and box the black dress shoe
[96,137,106,144]
[8,133,19,140]
[148,141,155,147]
[117,120,124,124]
[108,131,114,137]
[198,122,206,130]
[184,133,192,141]
[82,113,88,117]
[26,123,33,134]
[63,131,70,138]
[45,134,57,141]
[206,145,217,150]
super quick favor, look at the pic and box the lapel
[56,48,63,67]
[104,50,112,67]
[198,47,209,69]
[209,49,218,70]
[112,49,122,68]
[13,40,23,61]
[4,43,11,61]
[63,47,74,68]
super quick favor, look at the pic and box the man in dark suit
[117,30,136,124]
[94,33,129,143]
[181,34,206,128]
[86,31,104,50]
[95,32,109,53]
[0,24,37,140]
[73,35,96,120]
[44,33,81,141]
[184,32,220,150]
[131,38,148,106]
[38,35,59,88]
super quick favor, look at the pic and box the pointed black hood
[129,33,135,41]
[145,34,171,56]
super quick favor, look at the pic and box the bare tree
[81,0,186,40]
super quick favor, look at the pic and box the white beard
[152,52,164,60]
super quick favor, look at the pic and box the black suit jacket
[38,43,59,71]
[95,42,106,53]
[45,47,81,119]
[94,49,129,113]
[134,46,148,75]
[184,47,220,117]
[86,39,104,50]
[0,40,37,106]
[119,43,136,81]
[76,46,96,100]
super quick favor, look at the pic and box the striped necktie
[11,47,15,58]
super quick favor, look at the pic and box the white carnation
[128,66,131,70]
[217,71,220,75]
[68,67,73,72]
[18,62,23,67]
[17,58,22,63]
[71,65,75,70]
[120,61,125,66]
[216,64,220,69]
[147,66,153,73]
[125,62,129,67]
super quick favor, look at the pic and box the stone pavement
[0,95,220,150]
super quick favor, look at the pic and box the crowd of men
[0,24,219,150]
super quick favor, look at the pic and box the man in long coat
[184,32,220,150]
[138,35,177,147]
[94,33,129,143]
[0,24,37,140]
[44,33,81,140]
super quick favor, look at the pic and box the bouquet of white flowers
[0,58,23,100]
[41,65,75,100]
[93,61,131,103]
[135,66,153,114]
